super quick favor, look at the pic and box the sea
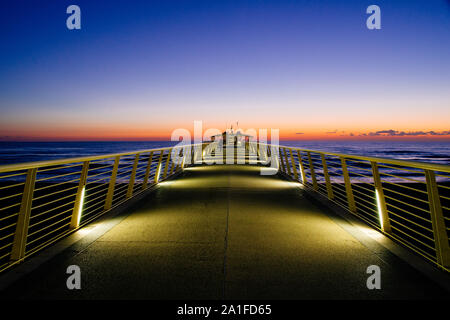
[0,140,448,185]
[0,141,448,166]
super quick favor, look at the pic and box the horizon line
[1,137,450,143]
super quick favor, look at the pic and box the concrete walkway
[0,165,448,299]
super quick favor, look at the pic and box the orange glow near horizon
[1,122,449,142]
[1,89,449,142]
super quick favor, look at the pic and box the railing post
[142,151,154,190]
[170,149,177,175]
[321,154,334,200]
[192,145,197,165]
[307,152,318,191]
[278,148,286,173]
[170,161,175,175]
[126,154,140,198]
[284,148,292,176]
[297,150,307,184]
[70,161,90,229]
[341,157,356,213]
[261,143,266,164]
[371,162,391,233]
[258,143,266,164]
[104,156,120,210]
[290,149,298,180]
[203,143,207,164]
[185,146,191,167]
[425,169,450,268]
[10,168,37,261]
[187,146,193,166]
[250,141,257,165]
[247,142,251,165]
[194,145,199,164]
[203,143,207,162]
[197,144,201,165]
[163,148,172,179]
[181,148,187,170]
[177,148,185,171]
[265,144,270,164]
[154,151,164,183]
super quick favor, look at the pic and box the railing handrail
[258,142,450,173]
[0,143,205,173]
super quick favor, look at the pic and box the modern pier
[0,140,449,299]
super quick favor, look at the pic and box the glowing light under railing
[375,189,384,230]
[287,181,304,189]
[155,165,162,183]
[359,225,384,240]
[181,155,186,170]
[158,180,174,187]
[77,227,93,236]
[260,167,278,176]
[298,163,304,184]
[77,186,85,226]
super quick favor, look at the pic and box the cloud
[360,130,450,137]
[428,131,450,136]
[295,132,304,135]
[326,129,338,134]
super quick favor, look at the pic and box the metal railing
[261,143,450,272]
[0,141,448,273]
[0,144,208,273]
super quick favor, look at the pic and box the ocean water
[280,140,450,166]
[0,140,448,166]
[0,141,177,166]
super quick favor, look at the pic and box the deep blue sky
[0,0,449,140]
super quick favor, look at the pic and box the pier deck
[0,165,448,299]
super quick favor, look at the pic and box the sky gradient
[0,0,449,141]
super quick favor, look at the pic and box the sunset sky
[0,0,449,141]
